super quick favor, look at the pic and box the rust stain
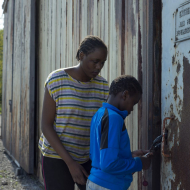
[114,0,125,74]
[173,76,178,101]
[170,103,174,114]
[176,62,181,74]
[128,0,136,36]
[169,56,190,190]
[114,1,122,30]
[178,99,182,107]
[172,55,175,65]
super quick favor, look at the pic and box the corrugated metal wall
[37,1,138,188]
[2,0,161,189]
[2,0,35,173]
[36,1,161,190]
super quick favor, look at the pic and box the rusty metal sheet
[162,0,190,189]
[151,1,162,190]
[134,1,162,189]
[124,1,140,189]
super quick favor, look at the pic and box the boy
[87,75,152,190]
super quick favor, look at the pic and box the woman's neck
[64,64,91,82]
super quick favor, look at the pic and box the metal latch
[162,116,174,157]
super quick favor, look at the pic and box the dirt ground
[0,139,45,190]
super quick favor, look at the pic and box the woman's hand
[132,149,149,157]
[67,160,89,185]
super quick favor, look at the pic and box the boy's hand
[144,151,154,158]
[140,156,151,170]
[132,149,149,157]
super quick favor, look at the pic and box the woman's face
[79,48,107,79]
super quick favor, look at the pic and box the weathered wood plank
[12,0,22,163]
[67,0,73,67]
[72,0,80,66]
[48,0,52,74]
[2,0,10,150]
[61,0,67,68]
[56,0,61,69]
[92,0,98,36]
[51,1,56,71]
[81,0,87,39]
[99,0,109,81]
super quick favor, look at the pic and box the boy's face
[119,91,141,115]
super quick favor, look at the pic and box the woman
[39,36,109,190]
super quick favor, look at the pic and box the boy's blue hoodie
[88,103,142,190]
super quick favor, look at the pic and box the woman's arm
[41,87,88,185]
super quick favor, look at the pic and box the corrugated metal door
[161,0,190,189]
[2,0,35,174]
[36,1,162,189]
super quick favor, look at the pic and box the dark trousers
[42,155,92,190]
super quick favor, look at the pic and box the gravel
[0,139,44,190]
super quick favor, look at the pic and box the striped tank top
[39,69,109,163]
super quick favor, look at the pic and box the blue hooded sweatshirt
[88,103,142,190]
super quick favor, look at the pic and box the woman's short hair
[76,35,107,61]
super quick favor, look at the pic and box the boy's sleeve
[99,112,142,175]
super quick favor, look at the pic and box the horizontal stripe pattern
[39,69,109,163]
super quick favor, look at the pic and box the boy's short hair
[109,75,142,96]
